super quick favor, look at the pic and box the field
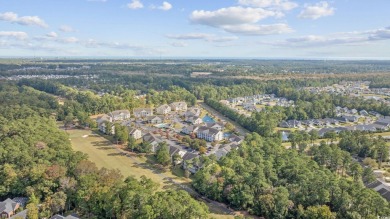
[67,128,188,189]
[66,128,236,218]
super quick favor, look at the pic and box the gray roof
[10,209,27,219]
[0,198,18,214]
[182,152,198,161]
[128,128,140,135]
[143,133,160,144]
[133,108,153,113]
[168,146,180,157]
[197,126,221,136]
[109,110,130,117]
[96,114,111,124]
[156,104,170,110]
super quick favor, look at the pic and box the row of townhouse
[181,122,225,142]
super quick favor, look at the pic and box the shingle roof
[109,110,130,117]
[10,209,28,219]
[0,198,18,214]
[182,152,198,161]
[198,126,221,135]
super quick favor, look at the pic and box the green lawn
[67,128,188,189]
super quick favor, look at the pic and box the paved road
[199,102,250,136]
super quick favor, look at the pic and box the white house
[133,108,153,118]
[206,122,225,131]
[156,104,171,115]
[96,114,114,135]
[185,107,201,117]
[196,126,223,142]
[128,128,142,140]
[170,102,187,111]
[109,110,130,121]
[143,133,161,153]
[146,115,164,124]
[186,116,203,125]
[98,121,115,135]
[181,125,199,135]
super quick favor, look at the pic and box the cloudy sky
[0,0,389,59]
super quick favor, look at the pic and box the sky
[0,0,390,59]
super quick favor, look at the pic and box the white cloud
[268,27,390,47]
[190,7,291,35]
[61,37,79,43]
[166,33,238,42]
[298,1,334,20]
[238,0,298,11]
[59,25,75,32]
[127,0,144,9]
[0,31,28,40]
[223,23,292,35]
[0,12,48,28]
[191,7,281,27]
[46,32,58,38]
[170,42,188,47]
[159,2,172,11]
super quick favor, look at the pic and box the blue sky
[0,0,390,59]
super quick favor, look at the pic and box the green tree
[156,143,170,166]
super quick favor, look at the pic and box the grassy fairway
[67,128,187,189]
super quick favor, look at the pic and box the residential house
[279,120,302,128]
[313,119,324,127]
[170,102,188,111]
[228,134,244,144]
[348,124,377,132]
[0,199,19,218]
[156,104,171,115]
[128,128,142,140]
[10,209,27,219]
[206,122,225,131]
[336,115,359,123]
[96,114,114,135]
[366,180,390,202]
[182,153,200,173]
[196,126,223,142]
[143,133,161,153]
[168,146,187,165]
[120,120,132,127]
[133,108,153,118]
[349,109,358,114]
[98,122,115,135]
[335,117,348,123]
[301,120,314,127]
[360,110,369,116]
[146,115,164,124]
[181,125,200,135]
[185,107,201,117]
[214,142,239,160]
[109,110,131,121]
[186,116,203,125]
[369,111,382,117]
[373,117,390,130]
[318,127,348,137]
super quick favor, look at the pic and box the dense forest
[193,133,390,219]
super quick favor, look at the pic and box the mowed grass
[67,128,186,189]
